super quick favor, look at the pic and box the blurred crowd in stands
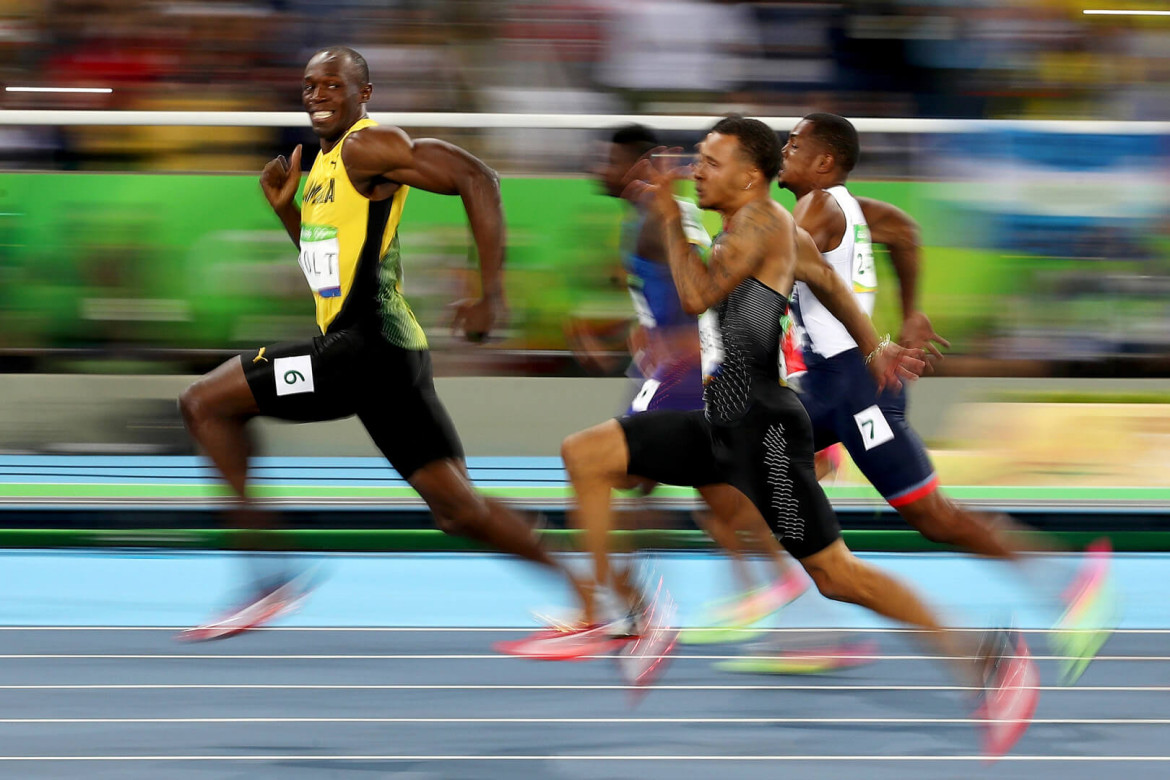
[1,0,1168,172]
[0,1,1168,376]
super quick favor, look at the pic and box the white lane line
[0,627,1164,634]
[0,683,1165,691]
[0,755,1167,762]
[0,653,1162,661]
[0,716,1166,725]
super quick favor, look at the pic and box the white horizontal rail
[0,111,1168,134]
[1084,9,1170,16]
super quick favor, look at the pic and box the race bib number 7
[853,404,894,451]
[299,224,342,298]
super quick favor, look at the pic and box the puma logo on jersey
[253,348,269,364]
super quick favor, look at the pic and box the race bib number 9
[274,355,315,397]
[299,224,342,298]
[851,224,877,293]
[698,309,724,383]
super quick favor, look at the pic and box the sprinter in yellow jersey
[177,46,588,639]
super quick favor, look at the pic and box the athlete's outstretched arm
[344,128,504,339]
[856,196,948,357]
[794,228,922,389]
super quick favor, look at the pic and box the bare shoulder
[793,188,846,250]
[734,198,790,233]
[794,188,841,221]
[341,125,413,170]
[765,199,795,227]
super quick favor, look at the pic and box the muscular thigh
[356,347,464,480]
[713,390,840,560]
[821,356,936,505]
[241,328,373,422]
[619,409,720,487]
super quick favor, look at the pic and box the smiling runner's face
[302,52,371,146]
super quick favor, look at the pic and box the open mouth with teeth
[311,110,335,122]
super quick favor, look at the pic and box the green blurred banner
[0,173,1003,361]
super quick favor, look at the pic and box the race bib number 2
[274,355,315,397]
[851,223,877,293]
[299,224,342,298]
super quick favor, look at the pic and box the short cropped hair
[709,115,782,181]
[312,46,370,84]
[610,124,659,158]
[803,112,860,173]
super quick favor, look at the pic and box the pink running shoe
[177,572,314,643]
[738,569,809,622]
[681,570,809,645]
[977,629,1039,760]
[493,620,635,661]
[716,635,879,675]
[1053,537,1117,684]
[616,578,680,689]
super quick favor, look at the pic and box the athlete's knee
[561,421,625,481]
[560,431,595,477]
[178,380,214,431]
[178,359,254,432]
[429,487,492,536]
[899,495,964,545]
[432,511,462,536]
[806,555,873,606]
[808,566,844,602]
[433,500,488,537]
[409,460,495,538]
[434,509,485,537]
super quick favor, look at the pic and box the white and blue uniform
[791,185,938,507]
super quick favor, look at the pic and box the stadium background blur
[0,0,1168,484]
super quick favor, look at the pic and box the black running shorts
[242,326,463,479]
[619,389,841,560]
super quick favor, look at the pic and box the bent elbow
[476,163,501,196]
[890,222,920,253]
[681,297,707,317]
